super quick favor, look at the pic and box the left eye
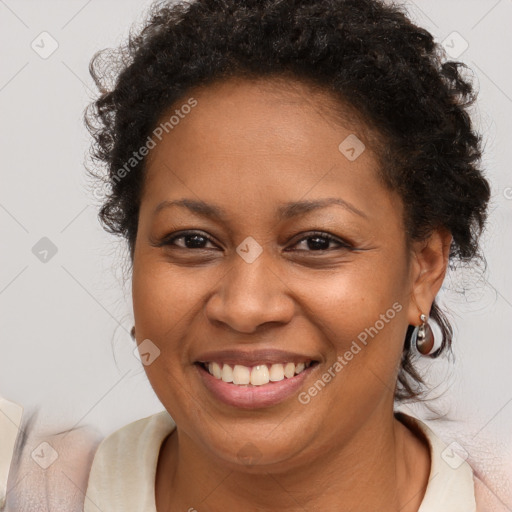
[290,232,350,252]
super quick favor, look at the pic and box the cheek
[131,256,212,419]
[132,256,208,337]
[293,254,409,340]
[295,256,410,390]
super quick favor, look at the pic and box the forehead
[140,76,400,223]
[153,75,367,147]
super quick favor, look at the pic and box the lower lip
[196,364,316,409]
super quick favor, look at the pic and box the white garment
[84,409,477,511]
[0,396,23,511]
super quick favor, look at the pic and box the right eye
[158,230,220,250]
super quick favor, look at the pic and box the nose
[204,255,295,334]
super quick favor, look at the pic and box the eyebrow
[153,197,367,220]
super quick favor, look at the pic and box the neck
[156,409,430,511]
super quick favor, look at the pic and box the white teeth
[205,361,311,385]
[211,362,222,379]
[221,364,233,382]
[232,365,251,385]
[269,363,284,381]
[284,362,295,378]
[295,362,305,374]
[250,365,270,386]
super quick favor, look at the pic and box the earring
[130,326,136,341]
[411,313,435,356]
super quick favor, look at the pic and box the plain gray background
[0,0,511,478]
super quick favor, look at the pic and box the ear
[407,227,453,326]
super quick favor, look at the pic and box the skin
[131,76,453,511]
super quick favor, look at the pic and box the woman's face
[132,77,437,469]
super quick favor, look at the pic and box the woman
[83,0,500,509]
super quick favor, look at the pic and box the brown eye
[290,232,352,252]
[157,231,218,250]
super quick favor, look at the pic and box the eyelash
[157,230,353,252]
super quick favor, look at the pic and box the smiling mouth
[197,361,318,386]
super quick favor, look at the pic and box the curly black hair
[84,0,490,401]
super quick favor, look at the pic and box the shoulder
[396,411,512,512]
[88,410,175,469]
[395,411,477,511]
[417,415,512,512]
[84,410,176,512]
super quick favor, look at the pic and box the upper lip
[194,349,318,367]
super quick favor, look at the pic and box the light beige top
[84,410,477,512]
